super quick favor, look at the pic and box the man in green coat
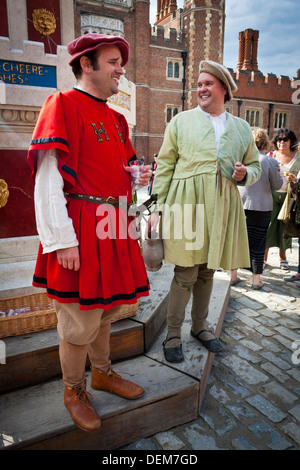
[150,60,261,362]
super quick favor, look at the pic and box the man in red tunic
[27,34,151,431]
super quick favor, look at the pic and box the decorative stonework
[0,179,9,208]
[0,107,39,128]
[81,14,124,37]
[108,90,131,110]
[32,9,56,36]
[0,107,39,147]
[204,10,212,59]
[218,10,224,63]
[186,9,195,110]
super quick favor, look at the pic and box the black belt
[64,193,120,207]
[64,192,158,215]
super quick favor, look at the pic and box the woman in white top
[231,128,283,288]
[265,129,300,270]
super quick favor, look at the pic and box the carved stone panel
[81,14,124,37]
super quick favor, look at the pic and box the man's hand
[232,161,247,182]
[124,165,152,187]
[147,211,160,236]
[139,165,152,186]
[57,246,80,271]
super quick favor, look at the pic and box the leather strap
[64,193,120,207]
[64,192,159,214]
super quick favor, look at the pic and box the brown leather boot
[64,382,102,431]
[91,367,144,399]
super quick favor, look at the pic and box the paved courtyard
[123,226,300,450]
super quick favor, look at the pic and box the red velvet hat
[67,33,130,66]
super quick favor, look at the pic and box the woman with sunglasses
[265,129,300,270]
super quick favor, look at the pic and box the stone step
[0,259,37,292]
[0,236,39,264]
[0,270,230,450]
[0,236,39,292]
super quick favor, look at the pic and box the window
[174,62,179,78]
[225,106,233,114]
[245,108,261,127]
[166,58,182,81]
[166,106,180,123]
[274,111,288,129]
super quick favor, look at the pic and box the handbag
[283,182,300,238]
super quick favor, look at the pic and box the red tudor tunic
[28,88,150,310]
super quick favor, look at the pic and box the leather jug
[143,231,164,272]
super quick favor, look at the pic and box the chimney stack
[155,0,177,25]
[237,29,259,72]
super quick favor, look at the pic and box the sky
[149,0,300,79]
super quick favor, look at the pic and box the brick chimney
[155,0,177,25]
[237,29,259,72]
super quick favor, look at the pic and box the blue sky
[149,0,300,78]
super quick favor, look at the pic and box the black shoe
[190,329,223,353]
[163,337,184,363]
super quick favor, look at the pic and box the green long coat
[152,107,261,270]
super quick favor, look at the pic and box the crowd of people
[231,127,300,288]
[27,31,299,432]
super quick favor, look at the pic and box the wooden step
[146,271,231,410]
[0,271,230,450]
[0,320,143,393]
[0,356,199,450]
[0,265,173,393]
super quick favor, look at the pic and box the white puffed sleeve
[34,149,79,253]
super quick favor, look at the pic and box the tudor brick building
[73,0,227,159]
[226,28,300,140]
[73,0,299,159]
[0,0,299,282]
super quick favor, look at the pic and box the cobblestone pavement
[123,237,300,451]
